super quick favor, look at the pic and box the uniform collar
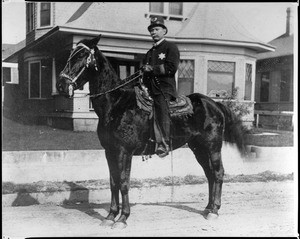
[153,38,165,47]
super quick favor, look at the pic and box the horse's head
[57,34,101,98]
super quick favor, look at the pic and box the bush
[221,87,250,119]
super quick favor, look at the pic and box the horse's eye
[79,52,86,58]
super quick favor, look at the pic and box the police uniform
[143,16,180,157]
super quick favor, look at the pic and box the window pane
[280,69,291,102]
[11,68,19,84]
[178,79,193,96]
[260,72,270,102]
[150,2,163,13]
[207,61,235,98]
[2,68,11,86]
[26,3,34,32]
[41,59,52,98]
[30,62,40,98]
[40,3,51,26]
[208,61,235,73]
[244,63,252,100]
[169,2,182,15]
[178,60,194,95]
[119,65,127,80]
[207,73,234,98]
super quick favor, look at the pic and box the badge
[158,53,166,60]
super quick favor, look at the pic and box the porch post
[52,57,58,95]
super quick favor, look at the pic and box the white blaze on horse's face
[68,84,74,98]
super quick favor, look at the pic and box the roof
[62,2,274,52]
[2,40,26,60]
[4,3,275,63]
[175,3,263,43]
[257,34,294,60]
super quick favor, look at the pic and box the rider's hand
[142,64,153,73]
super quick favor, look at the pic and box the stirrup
[155,144,169,158]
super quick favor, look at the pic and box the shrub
[221,87,250,119]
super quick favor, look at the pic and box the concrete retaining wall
[2,145,297,184]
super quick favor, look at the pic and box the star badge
[158,53,166,60]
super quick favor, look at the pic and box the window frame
[37,2,53,29]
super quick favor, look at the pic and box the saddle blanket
[134,86,194,118]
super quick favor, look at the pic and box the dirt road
[2,181,296,237]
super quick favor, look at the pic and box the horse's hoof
[100,219,115,227]
[111,221,127,230]
[205,212,219,220]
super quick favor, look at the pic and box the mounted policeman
[142,15,180,158]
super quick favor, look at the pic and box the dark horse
[57,35,246,229]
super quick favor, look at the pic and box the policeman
[142,16,180,157]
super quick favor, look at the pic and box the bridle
[60,43,98,89]
[60,42,143,98]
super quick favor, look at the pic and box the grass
[2,117,103,151]
[2,117,294,151]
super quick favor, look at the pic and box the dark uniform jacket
[143,39,180,99]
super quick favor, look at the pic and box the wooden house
[4,2,274,130]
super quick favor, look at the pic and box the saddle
[135,85,193,158]
[134,86,194,118]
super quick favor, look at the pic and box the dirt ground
[2,180,297,237]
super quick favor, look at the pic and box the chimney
[286,7,293,36]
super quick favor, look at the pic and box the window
[148,2,184,20]
[29,62,41,98]
[26,3,35,33]
[2,68,11,86]
[207,61,235,98]
[29,60,52,99]
[244,63,252,100]
[178,60,194,95]
[169,2,183,15]
[260,72,270,102]
[149,2,163,14]
[280,69,291,102]
[40,3,51,27]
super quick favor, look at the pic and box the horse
[57,34,247,229]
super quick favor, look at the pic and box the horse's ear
[90,34,101,48]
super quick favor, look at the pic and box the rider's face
[149,26,166,42]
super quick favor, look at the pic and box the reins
[86,69,143,98]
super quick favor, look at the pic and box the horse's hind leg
[188,139,224,219]
[206,148,224,219]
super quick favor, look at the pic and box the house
[3,2,275,131]
[255,7,295,129]
[2,40,25,103]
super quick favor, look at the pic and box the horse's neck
[90,53,119,94]
[89,52,121,124]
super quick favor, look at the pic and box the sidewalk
[2,145,297,184]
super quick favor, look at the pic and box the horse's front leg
[101,150,120,227]
[112,147,133,229]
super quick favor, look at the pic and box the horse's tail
[216,102,247,156]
